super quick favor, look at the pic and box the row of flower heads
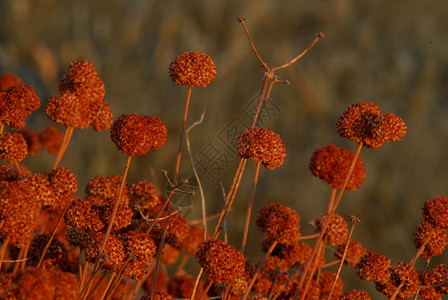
[0,46,447,300]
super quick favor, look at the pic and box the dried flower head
[196,239,245,284]
[169,52,216,87]
[0,83,40,129]
[85,175,130,205]
[121,230,156,263]
[334,238,366,267]
[161,244,181,265]
[356,251,391,284]
[0,72,21,92]
[422,196,448,230]
[315,213,348,246]
[309,144,366,190]
[180,225,207,254]
[336,102,406,149]
[64,198,104,232]
[256,203,301,246]
[150,213,189,247]
[413,221,448,258]
[421,264,448,298]
[340,289,371,300]
[85,231,126,270]
[20,127,42,156]
[168,274,204,298]
[237,127,286,170]
[30,234,65,267]
[98,201,133,231]
[129,180,162,211]
[39,125,63,155]
[319,271,343,300]
[0,132,29,162]
[111,113,168,156]
[389,261,420,298]
[47,167,78,208]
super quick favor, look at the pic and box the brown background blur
[1,0,448,294]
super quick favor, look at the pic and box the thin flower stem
[198,281,212,300]
[53,126,74,169]
[238,17,268,70]
[174,85,193,184]
[175,253,190,276]
[186,109,208,238]
[190,267,204,300]
[242,240,278,300]
[37,204,69,268]
[272,33,325,71]
[0,236,10,272]
[251,77,270,128]
[297,240,325,300]
[326,217,358,300]
[241,161,261,253]
[327,188,337,213]
[296,142,363,299]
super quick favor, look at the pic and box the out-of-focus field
[1,0,448,293]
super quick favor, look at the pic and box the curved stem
[238,17,268,71]
[53,126,74,169]
[240,161,261,253]
[174,86,192,184]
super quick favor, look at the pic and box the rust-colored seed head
[39,125,63,155]
[0,132,29,162]
[141,291,174,300]
[65,227,91,249]
[237,127,286,170]
[309,144,366,191]
[334,238,367,267]
[340,289,371,300]
[196,239,245,284]
[389,261,420,298]
[168,274,204,298]
[85,231,126,270]
[315,213,348,246]
[356,251,391,284]
[121,230,156,263]
[47,167,78,209]
[90,100,113,131]
[0,72,22,92]
[161,244,181,265]
[150,213,189,248]
[336,101,406,149]
[256,203,301,246]
[180,225,207,254]
[129,180,162,211]
[319,271,344,299]
[0,83,40,129]
[98,201,133,231]
[169,51,216,87]
[0,164,21,182]
[413,221,448,258]
[85,175,130,205]
[64,198,105,232]
[20,127,42,156]
[25,173,56,209]
[123,259,149,280]
[422,196,448,230]
[30,234,65,267]
[110,113,168,156]
[421,264,448,298]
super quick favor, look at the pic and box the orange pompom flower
[0,83,40,129]
[169,52,216,88]
[110,113,168,157]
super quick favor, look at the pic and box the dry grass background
[1,0,448,294]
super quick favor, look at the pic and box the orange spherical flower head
[0,132,28,162]
[0,180,41,248]
[121,230,156,263]
[319,271,344,299]
[20,127,42,156]
[0,72,22,92]
[123,259,149,280]
[256,203,301,246]
[90,100,113,131]
[0,164,21,182]
[340,289,371,300]
[336,102,407,149]
[25,173,56,209]
[236,127,286,170]
[47,167,78,209]
[180,225,207,254]
[334,238,367,267]
[150,213,189,247]
[98,201,133,231]
[314,213,348,246]
[143,271,168,293]
[65,227,92,249]
[356,252,391,285]
[0,83,40,129]
[168,274,205,298]
[39,125,63,155]
[64,198,105,232]
[309,144,366,191]
[161,244,181,265]
[169,51,217,87]
[421,264,448,298]
[29,233,65,267]
[85,231,126,270]
[196,239,245,285]
[423,196,448,230]
[389,261,420,299]
[111,113,168,156]
[141,291,174,300]
[129,180,162,212]
[45,92,92,129]
[413,221,448,258]
[85,175,130,206]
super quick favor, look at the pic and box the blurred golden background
[1,0,448,293]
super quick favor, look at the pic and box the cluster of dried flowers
[0,27,447,300]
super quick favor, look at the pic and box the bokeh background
[1,0,448,295]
